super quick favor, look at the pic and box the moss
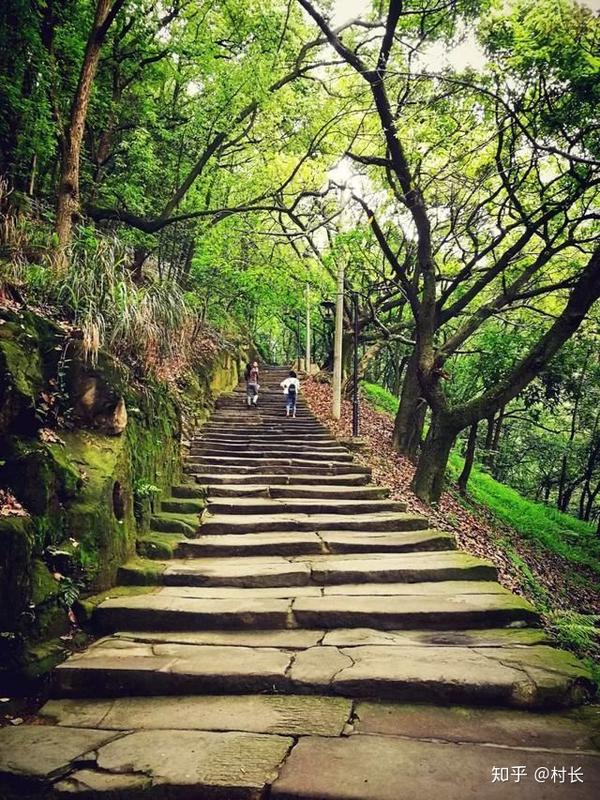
[137,532,183,560]
[20,639,67,680]
[117,558,166,585]
[0,516,34,630]
[3,438,83,519]
[61,430,136,590]
[0,308,245,681]
[0,308,64,436]
[30,559,60,605]
[75,584,158,623]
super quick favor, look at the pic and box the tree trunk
[458,422,478,496]
[54,0,124,270]
[411,411,459,504]
[393,351,426,457]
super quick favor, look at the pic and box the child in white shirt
[280,371,300,418]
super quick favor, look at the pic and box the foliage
[361,382,400,415]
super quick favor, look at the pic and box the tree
[298,0,600,502]
[54,0,126,267]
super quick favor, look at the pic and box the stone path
[1,367,599,798]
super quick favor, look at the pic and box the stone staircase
[1,367,598,798]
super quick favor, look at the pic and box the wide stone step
[184,463,370,476]
[188,449,354,462]
[199,510,427,535]
[5,711,599,798]
[158,551,495,587]
[188,454,355,467]
[192,433,337,443]
[51,630,591,709]
[204,497,407,516]
[176,529,455,557]
[190,473,371,486]
[190,444,346,456]
[191,484,390,500]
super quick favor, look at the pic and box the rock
[42,695,352,736]
[272,733,600,799]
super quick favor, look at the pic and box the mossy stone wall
[0,305,244,679]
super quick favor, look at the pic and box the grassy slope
[361,382,599,574]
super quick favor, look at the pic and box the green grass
[361,382,400,414]
[447,453,600,574]
[360,380,600,575]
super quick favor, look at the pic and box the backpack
[288,381,297,397]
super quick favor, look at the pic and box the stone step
[91,591,537,634]
[190,472,371,486]
[176,529,454,558]
[187,454,355,467]
[204,497,407,516]
[193,484,390,500]
[189,438,348,456]
[4,712,599,798]
[150,512,200,537]
[50,628,591,710]
[184,463,370,477]
[187,449,354,462]
[155,551,495,588]
[199,510,427,535]
[39,693,352,735]
[192,433,336,442]
[202,424,327,434]
[161,498,205,514]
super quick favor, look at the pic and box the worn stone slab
[177,532,324,557]
[0,726,118,787]
[290,647,354,689]
[93,594,291,631]
[192,472,371,486]
[112,629,324,648]
[268,485,389,500]
[271,734,600,800]
[352,702,600,752]
[322,627,551,648]
[206,498,406,515]
[331,644,593,708]
[320,529,455,553]
[308,551,496,584]
[42,695,351,736]
[54,729,294,798]
[54,641,293,697]
[292,593,537,630]
[323,581,510,597]
[163,558,311,588]
[157,584,322,599]
[200,511,426,535]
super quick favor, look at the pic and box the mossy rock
[0,515,34,631]
[117,558,166,585]
[75,585,157,623]
[137,532,183,560]
[2,437,83,519]
[0,308,65,436]
[61,430,136,590]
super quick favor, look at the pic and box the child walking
[280,370,300,417]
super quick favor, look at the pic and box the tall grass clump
[0,187,216,377]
